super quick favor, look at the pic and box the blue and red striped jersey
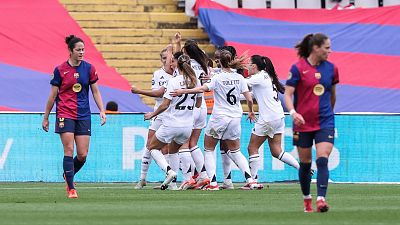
[286,58,339,132]
[50,60,98,120]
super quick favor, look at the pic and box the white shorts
[155,125,192,145]
[149,116,163,131]
[193,107,207,129]
[252,117,285,138]
[205,115,241,140]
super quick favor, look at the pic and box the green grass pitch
[0,183,399,225]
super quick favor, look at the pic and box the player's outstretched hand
[170,89,183,97]
[131,85,140,94]
[144,112,153,121]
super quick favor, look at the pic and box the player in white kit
[179,40,211,189]
[171,50,262,190]
[132,48,173,189]
[245,55,300,182]
[144,55,202,190]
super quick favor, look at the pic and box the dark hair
[183,40,208,75]
[295,33,329,58]
[251,55,285,94]
[65,35,84,51]
[177,55,197,89]
[106,101,118,111]
[220,46,237,59]
[219,50,245,70]
[173,51,183,60]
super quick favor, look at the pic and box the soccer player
[132,47,174,189]
[284,33,339,213]
[144,54,202,190]
[42,35,106,198]
[171,50,262,190]
[245,55,300,183]
[180,40,211,189]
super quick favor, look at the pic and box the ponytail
[219,50,246,70]
[295,33,329,58]
[262,57,285,94]
[178,55,197,89]
[251,55,284,94]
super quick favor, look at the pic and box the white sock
[190,145,204,174]
[150,150,169,173]
[317,196,325,201]
[249,154,260,180]
[164,153,170,165]
[190,157,196,176]
[278,151,300,170]
[221,149,232,183]
[304,195,312,199]
[140,148,152,180]
[168,153,180,178]
[227,149,253,183]
[204,149,217,186]
[179,149,192,182]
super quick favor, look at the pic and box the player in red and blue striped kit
[284,33,339,213]
[42,35,106,198]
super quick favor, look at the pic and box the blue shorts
[293,128,334,148]
[55,118,91,136]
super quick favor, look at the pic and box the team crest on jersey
[74,73,79,79]
[59,118,65,128]
[72,83,82,93]
[287,72,292,80]
[315,73,321,79]
[313,84,325,96]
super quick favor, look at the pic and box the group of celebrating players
[43,32,338,213]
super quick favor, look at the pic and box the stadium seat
[297,0,321,8]
[185,0,196,17]
[383,0,400,6]
[354,0,379,8]
[270,0,295,8]
[325,0,351,9]
[242,0,267,9]
[212,0,239,8]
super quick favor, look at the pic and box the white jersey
[163,75,200,127]
[190,59,207,109]
[246,70,284,122]
[151,68,172,119]
[205,70,248,118]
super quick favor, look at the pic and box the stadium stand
[0,0,150,112]
[60,0,215,107]
[194,0,400,112]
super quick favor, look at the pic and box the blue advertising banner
[0,113,399,183]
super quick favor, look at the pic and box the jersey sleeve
[151,71,159,90]
[50,67,61,87]
[240,76,249,93]
[286,64,301,87]
[205,75,216,91]
[333,65,339,85]
[246,74,262,87]
[89,65,99,84]
[163,79,174,100]
[196,79,203,98]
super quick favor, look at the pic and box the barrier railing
[0,113,399,182]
